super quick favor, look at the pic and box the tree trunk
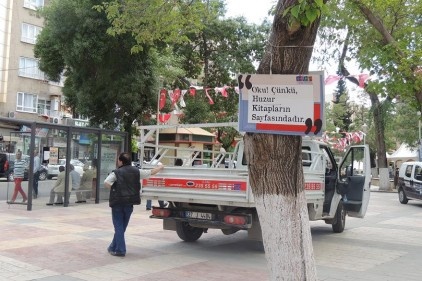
[244,134,316,280]
[368,92,387,169]
[244,1,321,279]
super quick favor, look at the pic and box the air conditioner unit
[50,117,59,124]
[8,112,15,118]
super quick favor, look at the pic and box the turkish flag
[159,89,167,110]
[172,89,181,105]
[159,113,171,123]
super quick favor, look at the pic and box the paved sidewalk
[0,200,268,281]
[1,191,421,281]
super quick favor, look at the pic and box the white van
[397,162,422,203]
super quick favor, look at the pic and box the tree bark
[368,92,387,169]
[244,1,321,280]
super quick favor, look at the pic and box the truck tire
[398,188,408,204]
[332,201,346,233]
[176,221,203,242]
[38,171,47,181]
[7,172,14,182]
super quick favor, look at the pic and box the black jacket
[109,165,141,207]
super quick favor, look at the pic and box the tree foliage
[97,0,206,53]
[35,0,207,152]
[316,0,421,172]
[168,1,270,149]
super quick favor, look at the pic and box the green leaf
[291,5,301,19]
[282,6,292,17]
[314,0,324,8]
[305,8,318,23]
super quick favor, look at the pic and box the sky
[225,0,275,24]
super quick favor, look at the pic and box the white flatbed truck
[139,123,371,242]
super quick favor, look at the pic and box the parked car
[0,152,48,182]
[398,161,422,204]
[47,159,84,179]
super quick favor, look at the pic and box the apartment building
[0,0,86,138]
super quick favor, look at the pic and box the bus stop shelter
[0,117,128,210]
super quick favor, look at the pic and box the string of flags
[321,131,366,151]
[324,73,370,88]
[158,86,239,123]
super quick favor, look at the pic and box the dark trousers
[33,171,39,196]
[109,205,133,254]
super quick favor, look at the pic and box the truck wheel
[176,221,203,242]
[7,172,14,182]
[38,171,47,181]
[398,188,408,204]
[332,201,346,233]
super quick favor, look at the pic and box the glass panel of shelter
[0,120,127,210]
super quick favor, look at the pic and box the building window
[37,99,51,115]
[17,92,37,113]
[72,112,89,121]
[21,23,42,44]
[23,0,44,10]
[19,57,45,80]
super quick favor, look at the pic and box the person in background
[76,163,95,203]
[32,150,41,199]
[46,166,72,205]
[394,167,399,189]
[10,150,27,203]
[104,152,164,257]
[90,159,98,201]
[69,164,81,194]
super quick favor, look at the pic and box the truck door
[412,164,422,199]
[337,145,371,218]
[402,164,416,199]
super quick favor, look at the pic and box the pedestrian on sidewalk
[32,150,41,199]
[10,150,27,203]
[104,152,164,257]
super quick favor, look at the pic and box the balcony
[38,108,60,118]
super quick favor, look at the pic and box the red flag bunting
[158,113,171,123]
[205,88,214,105]
[159,89,167,110]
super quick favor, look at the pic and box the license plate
[185,211,213,220]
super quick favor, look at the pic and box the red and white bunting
[324,73,370,89]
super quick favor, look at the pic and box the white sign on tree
[238,74,325,136]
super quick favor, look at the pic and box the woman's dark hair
[118,152,131,166]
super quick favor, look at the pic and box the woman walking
[10,151,27,203]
